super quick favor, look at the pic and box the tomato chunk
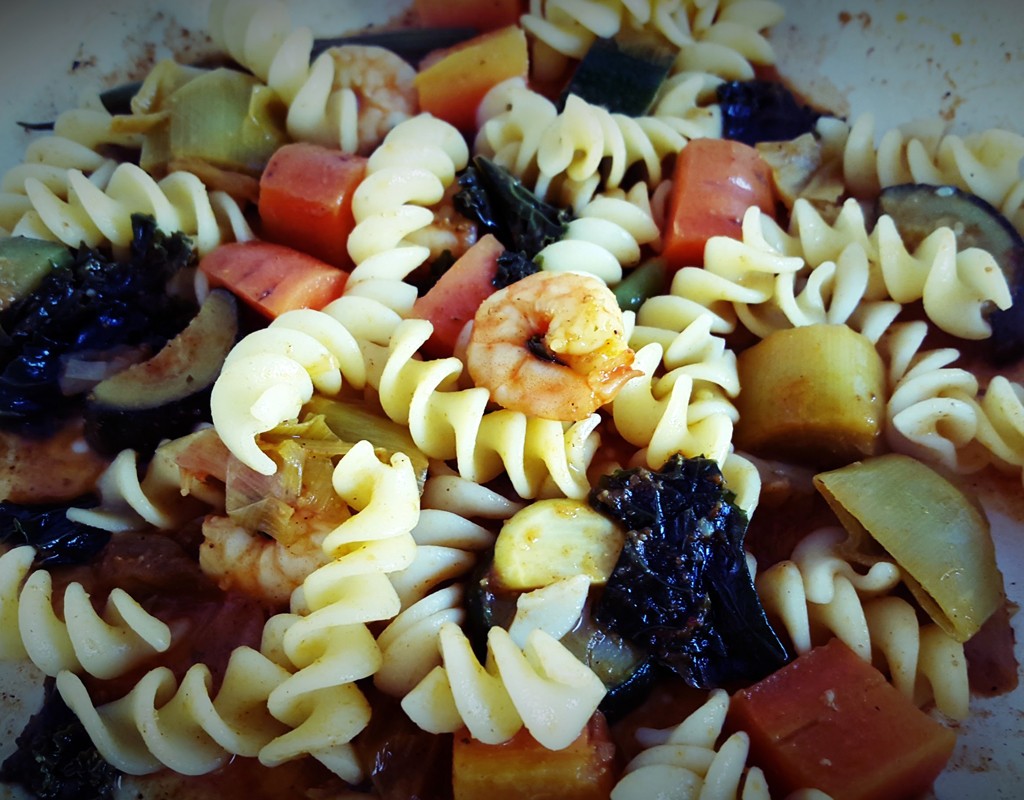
[200,240,348,320]
[727,638,956,800]
[661,137,776,269]
[258,142,366,268]
[411,233,505,358]
[452,713,617,800]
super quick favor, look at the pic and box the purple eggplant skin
[877,183,1024,365]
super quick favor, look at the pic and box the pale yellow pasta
[401,622,606,750]
[754,527,969,720]
[11,163,252,256]
[0,546,173,681]
[345,114,470,313]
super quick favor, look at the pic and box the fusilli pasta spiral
[0,546,173,681]
[754,527,969,720]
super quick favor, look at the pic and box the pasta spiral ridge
[611,687,826,800]
[475,82,686,211]
[10,161,253,256]
[375,473,517,697]
[651,199,1010,341]
[838,113,1024,211]
[0,546,173,681]
[345,114,470,313]
[400,621,606,750]
[754,527,969,720]
[0,101,142,235]
[537,183,661,284]
[57,440,421,780]
[207,0,416,155]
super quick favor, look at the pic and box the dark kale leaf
[493,250,539,289]
[0,215,197,433]
[590,454,789,688]
[454,157,572,260]
[0,680,120,800]
[717,79,823,145]
[0,499,108,568]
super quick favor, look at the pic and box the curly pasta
[537,183,661,284]
[57,440,420,780]
[66,434,225,533]
[475,82,686,210]
[401,621,606,750]
[0,546,173,681]
[345,114,470,312]
[838,113,1024,211]
[655,199,1010,341]
[754,527,969,720]
[207,0,416,155]
[9,162,253,256]
[611,688,829,800]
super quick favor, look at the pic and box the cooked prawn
[326,45,417,154]
[467,271,640,421]
[199,515,332,607]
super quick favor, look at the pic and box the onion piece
[813,453,1003,642]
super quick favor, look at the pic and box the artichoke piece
[734,324,886,468]
[814,453,1003,642]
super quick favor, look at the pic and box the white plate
[0,1,1020,798]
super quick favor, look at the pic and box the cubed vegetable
[411,233,504,358]
[413,0,524,32]
[661,138,776,269]
[727,638,957,800]
[258,142,367,268]
[199,240,348,319]
[734,324,886,468]
[0,237,71,312]
[415,25,529,132]
[452,713,617,800]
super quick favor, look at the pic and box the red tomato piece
[258,142,366,268]
[411,234,505,358]
[661,137,777,269]
[200,240,348,320]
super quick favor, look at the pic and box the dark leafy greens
[0,215,197,433]
[0,681,120,800]
[454,156,572,260]
[0,500,107,568]
[590,454,789,689]
[718,79,822,145]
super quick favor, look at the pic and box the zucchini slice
[84,289,239,456]
[0,237,71,312]
[877,183,1024,363]
[560,31,675,116]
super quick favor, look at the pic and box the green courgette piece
[877,183,1024,363]
[84,289,239,457]
[559,30,676,116]
[613,257,669,312]
[0,237,72,312]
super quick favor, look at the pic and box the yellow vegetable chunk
[493,499,625,591]
[734,324,886,468]
[814,453,1003,642]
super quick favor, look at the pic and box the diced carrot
[199,240,348,320]
[414,25,529,132]
[411,233,504,358]
[726,638,957,800]
[413,0,525,32]
[257,142,366,268]
[660,137,777,269]
[452,713,617,800]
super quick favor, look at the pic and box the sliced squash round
[84,289,239,456]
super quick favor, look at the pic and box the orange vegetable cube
[727,638,957,800]
[452,713,617,800]
[415,25,529,132]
